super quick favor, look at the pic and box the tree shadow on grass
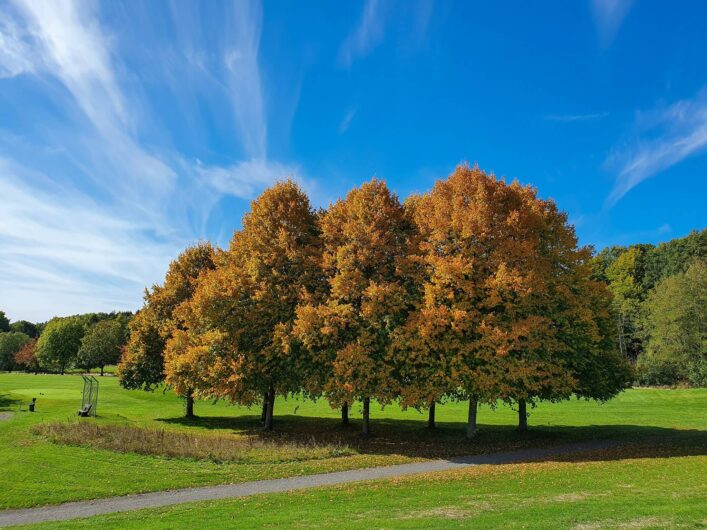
[0,393,21,410]
[157,413,707,462]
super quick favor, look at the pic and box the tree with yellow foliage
[396,166,630,436]
[168,180,323,429]
[293,180,418,435]
[118,242,217,417]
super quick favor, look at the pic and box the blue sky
[1,0,706,322]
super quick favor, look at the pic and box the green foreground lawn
[24,446,707,529]
[1,373,705,515]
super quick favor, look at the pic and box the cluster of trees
[120,166,632,436]
[0,311,131,375]
[0,311,39,372]
[591,230,706,386]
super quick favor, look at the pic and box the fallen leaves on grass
[573,516,673,530]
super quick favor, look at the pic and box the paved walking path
[0,440,617,527]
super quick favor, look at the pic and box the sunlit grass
[1,373,705,510]
[21,444,707,530]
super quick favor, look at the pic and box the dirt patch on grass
[0,412,12,421]
[551,492,605,503]
[404,506,476,519]
[404,499,494,520]
[32,421,355,464]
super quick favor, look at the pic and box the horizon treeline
[0,311,131,375]
[117,165,634,436]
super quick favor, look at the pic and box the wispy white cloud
[0,0,305,321]
[195,158,300,199]
[0,8,35,78]
[339,0,386,68]
[339,108,357,134]
[544,112,609,122]
[0,158,182,322]
[338,0,434,68]
[591,0,633,47]
[15,0,126,128]
[10,0,176,207]
[222,0,267,159]
[605,90,707,206]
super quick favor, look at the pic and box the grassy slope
[1,373,705,512]
[25,448,707,529]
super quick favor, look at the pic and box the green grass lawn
[23,446,707,529]
[1,373,705,515]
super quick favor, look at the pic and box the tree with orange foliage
[293,180,418,435]
[14,338,39,373]
[168,180,323,429]
[118,242,217,418]
[397,165,630,436]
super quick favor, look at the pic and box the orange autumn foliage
[293,179,419,408]
[14,338,39,372]
[135,169,630,433]
[119,242,217,394]
[393,165,630,410]
[167,180,323,406]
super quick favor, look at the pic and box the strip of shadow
[157,414,707,461]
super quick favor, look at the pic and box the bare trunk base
[185,392,194,419]
[466,398,478,439]
[342,402,349,425]
[264,386,275,430]
[261,392,268,424]
[518,398,528,432]
[362,397,370,436]
[427,402,436,429]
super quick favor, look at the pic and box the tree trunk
[261,391,269,424]
[518,398,528,432]
[362,397,370,436]
[100,365,104,376]
[185,391,195,419]
[466,398,478,439]
[264,386,275,430]
[427,401,436,429]
[341,402,349,425]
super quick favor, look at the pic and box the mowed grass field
[1,373,705,526]
[26,446,706,530]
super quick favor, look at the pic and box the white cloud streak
[591,0,633,47]
[0,159,181,321]
[544,112,609,122]
[10,0,176,207]
[339,108,357,134]
[195,159,300,199]
[339,0,386,68]
[338,0,434,68]
[223,0,267,159]
[0,0,302,321]
[0,9,35,78]
[16,0,126,128]
[605,90,707,206]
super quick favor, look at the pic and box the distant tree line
[119,166,632,435]
[591,229,706,386]
[0,311,131,375]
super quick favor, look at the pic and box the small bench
[19,398,36,412]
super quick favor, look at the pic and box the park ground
[0,373,705,529]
